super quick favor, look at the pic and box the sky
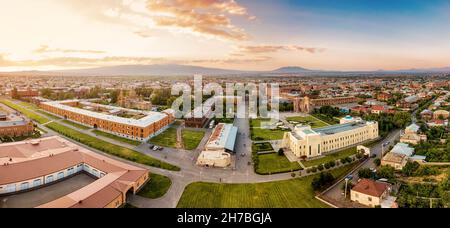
[0,0,450,71]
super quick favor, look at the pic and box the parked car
[153,146,159,151]
[345,175,354,181]
[158,147,164,151]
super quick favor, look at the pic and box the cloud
[146,0,253,40]
[190,55,272,64]
[33,45,106,54]
[0,55,166,67]
[238,45,325,54]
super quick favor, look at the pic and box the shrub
[311,172,336,191]
[311,167,318,173]
[324,163,331,169]
[291,173,296,178]
[317,164,324,171]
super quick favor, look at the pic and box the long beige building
[0,136,149,208]
[40,100,174,141]
[282,119,378,158]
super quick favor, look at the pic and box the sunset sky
[1,0,450,71]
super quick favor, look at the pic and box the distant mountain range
[1,64,450,76]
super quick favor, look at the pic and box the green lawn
[18,101,39,110]
[45,122,180,171]
[92,129,142,146]
[250,118,289,141]
[137,173,172,199]
[63,120,91,130]
[177,164,356,208]
[1,99,50,124]
[182,130,205,150]
[37,110,62,120]
[302,147,358,167]
[256,153,302,175]
[286,116,330,129]
[149,128,178,148]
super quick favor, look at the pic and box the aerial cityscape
[0,0,449,212]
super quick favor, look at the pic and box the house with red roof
[351,179,396,208]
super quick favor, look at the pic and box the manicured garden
[177,164,356,208]
[149,127,178,148]
[302,147,358,167]
[1,99,50,124]
[286,115,330,129]
[182,130,205,150]
[93,129,142,146]
[137,173,172,199]
[250,118,289,141]
[45,122,180,171]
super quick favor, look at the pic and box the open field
[137,173,172,199]
[93,129,142,146]
[286,116,330,129]
[149,128,178,148]
[46,122,180,171]
[302,147,357,167]
[250,118,289,141]
[0,99,50,124]
[182,130,205,150]
[256,153,303,174]
[177,164,356,208]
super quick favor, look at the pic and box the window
[46,175,54,183]
[368,197,372,202]
[57,172,65,180]
[33,179,42,187]
[20,182,30,191]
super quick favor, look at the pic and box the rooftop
[0,136,148,208]
[391,143,415,157]
[42,100,172,128]
[206,123,238,152]
[352,179,389,198]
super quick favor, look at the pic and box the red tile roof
[352,179,389,197]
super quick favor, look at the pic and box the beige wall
[351,190,387,208]
[283,122,378,158]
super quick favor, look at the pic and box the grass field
[46,122,180,171]
[1,99,50,124]
[149,128,178,148]
[177,164,356,208]
[63,120,91,130]
[256,153,303,174]
[182,130,205,150]
[37,110,62,120]
[302,147,357,167]
[286,116,330,129]
[93,129,142,146]
[250,118,289,141]
[137,173,172,199]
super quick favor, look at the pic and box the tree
[278,148,285,156]
[402,161,420,177]
[312,172,336,191]
[376,166,395,179]
[358,168,373,179]
[317,164,324,171]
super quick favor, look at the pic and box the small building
[340,116,362,124]
[433,110,450,120]
[196,150,232,168]
[400,123,427,145]
[391,143,415,157]
[351,179,392,208]
[420,109,433,120]
[382,152,408,170]
[197,123,238,168]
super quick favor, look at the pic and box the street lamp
[344,178,349,199]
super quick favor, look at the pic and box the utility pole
[344,179,349,199]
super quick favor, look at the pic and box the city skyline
[1,0,450,72]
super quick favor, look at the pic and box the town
[0,73,449,208]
